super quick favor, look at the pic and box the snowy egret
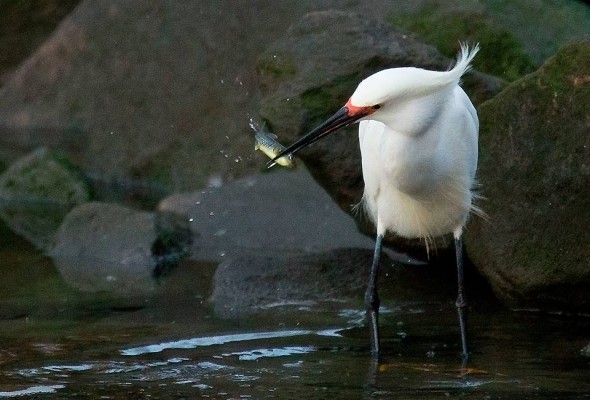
[271,44,481,358]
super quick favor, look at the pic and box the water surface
[0,242,588,399]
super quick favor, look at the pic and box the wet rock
[152,211,193,279]
[209,245,476,319]
[158,169,375,263]
[210,248,371,318]
[582,343,590,358]
[464,39,590,311]
[50,202,191,295]
[257,10,505,251]
[0,147,90,250]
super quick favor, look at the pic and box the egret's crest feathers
[350,43,480,108]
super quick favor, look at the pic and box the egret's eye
[372,104,381,110]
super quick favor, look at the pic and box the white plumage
[356,44,480,245]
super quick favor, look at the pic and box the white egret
[271,43,481,359]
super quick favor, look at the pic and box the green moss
[300,73,362,126]
[257,55,297,81]
[389,7,536,81]
[1,149,90,204]
[472,40,590,300]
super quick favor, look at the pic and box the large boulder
[257,10,505,251]
[50,202,192,295]
[0,1,287,196]
[158,169,375,263]
[465,39,590,311]
[0,2,394,200]
[0,147,90,250]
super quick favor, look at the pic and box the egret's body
[271,44,481,359]
[358,81,478,243]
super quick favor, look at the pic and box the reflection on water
[122,330,318,356]
[121,329,345,356]
[0,385,65,398]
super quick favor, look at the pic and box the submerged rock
[210,248,372,318]
[465,39,590,311]
[50,202,191,295]
[0,147,90,250]
[210,245,473,319]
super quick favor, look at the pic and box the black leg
[454,235,469,360]
[366,234,383,357]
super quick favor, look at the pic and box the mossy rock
[465,39,590,311]
[389,7,536,82]
[0,147,91,250]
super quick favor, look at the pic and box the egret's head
[267,72,423,165]
[348,66,467,134]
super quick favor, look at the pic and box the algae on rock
[0,147,91,250]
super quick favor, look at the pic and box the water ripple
[223,346,316,361]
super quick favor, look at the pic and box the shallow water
[0,241,588,399]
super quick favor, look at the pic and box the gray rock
[50,202,191,295]
[465,39,590,311]
[158,169,377,262]
[211,248,372,318]
[210,246,463,319]
[0,147,90,250]
[257,10,504,251]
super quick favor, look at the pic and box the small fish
[249,119,296,168]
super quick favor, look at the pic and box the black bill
[267,105,368,168]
